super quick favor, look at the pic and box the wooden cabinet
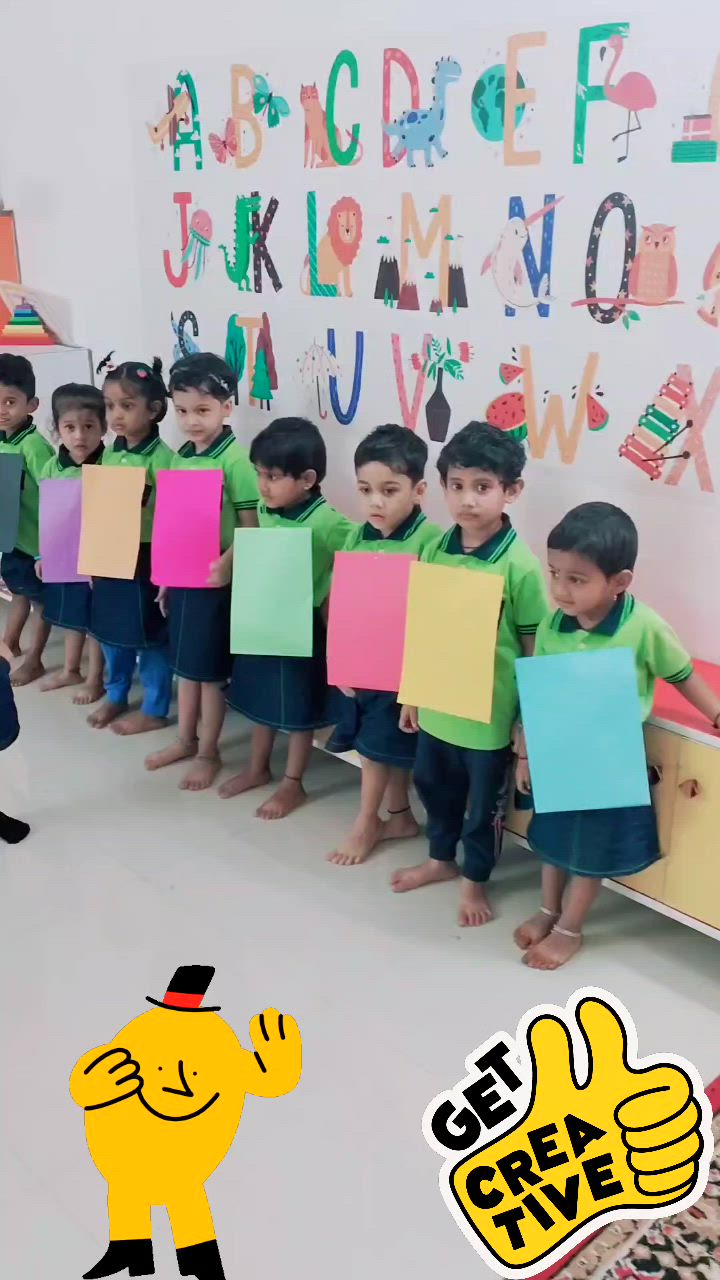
[662,738,720,931]
[614,725,680,901]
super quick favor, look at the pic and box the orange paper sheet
[398,561,504,721]
[78,465,146,579]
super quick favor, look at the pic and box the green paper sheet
[231,527,313,657]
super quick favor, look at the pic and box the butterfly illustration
[252,74,290,128]
[209,118,237,164]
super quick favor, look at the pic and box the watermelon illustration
[486,391,527,440]
[587,392,609,432]
[499,361,523,385]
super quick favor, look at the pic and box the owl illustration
[628,225,678,304]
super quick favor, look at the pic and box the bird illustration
[481,199,563,309]
[628,225,678,304]
[600,35,657,162]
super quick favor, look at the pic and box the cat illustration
[300,83,363,167]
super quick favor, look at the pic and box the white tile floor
[2,633,720,1279]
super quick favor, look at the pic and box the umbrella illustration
[298,339,339,420]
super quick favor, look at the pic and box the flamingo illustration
[600,35,657,162]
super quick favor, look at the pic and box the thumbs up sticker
[422,987,712,1278]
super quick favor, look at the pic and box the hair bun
[151,356,164,376]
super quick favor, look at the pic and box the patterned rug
[539,1079,720,1280]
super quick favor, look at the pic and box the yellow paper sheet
[77,466,146,579]
[398,561,504,721]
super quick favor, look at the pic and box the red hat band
[163,988,204,1010]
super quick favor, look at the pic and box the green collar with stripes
[178,428,234,460]
[443,515,517,563]
[360,507,425,543]
[556,593,634,637]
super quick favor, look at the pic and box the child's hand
[156,587,169,618]
[338,687,356,698]
[515,756,532,795]
[399,705,419,734]
[207,556,231,588]
[34,560,43,581]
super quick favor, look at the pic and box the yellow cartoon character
[70,966,302,1280]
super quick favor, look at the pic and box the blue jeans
[102,646,172,719]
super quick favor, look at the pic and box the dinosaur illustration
[219,195,260,292]
[384,56,462,168]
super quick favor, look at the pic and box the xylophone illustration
[619,371,693,480]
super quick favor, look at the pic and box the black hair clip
[96,350,116,375]
[210,373,232,396]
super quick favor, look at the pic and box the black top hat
[146,966,220,1012]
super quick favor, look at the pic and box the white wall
[3,0,719,661]
[0,0,664,356]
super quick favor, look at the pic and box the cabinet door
[662,738,720,930]
[614,725,679,900]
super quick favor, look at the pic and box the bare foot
[391,859,458,893]
[514,910,558,951]
[380,809,420,843]
[328,813,385,866]
[111,712,169,736]
[72,681,105,707]
[458,880,494,927]
[40,669,83,693]
[256,777,306,820]
[88,700,126,729]
[218,767,272,799]
[524,928,583,970]
[145,739,198,772]
[180,755,221,792]
[11,658,45,687]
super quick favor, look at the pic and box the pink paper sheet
[327,551,415,692]
[151,469,223,589]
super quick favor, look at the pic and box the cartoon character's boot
[176,1239,226,1279]
[83,1238,155,1278]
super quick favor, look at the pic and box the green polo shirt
[172,429,258,551]
[342,507,443,556]
[534,594,693,721]
[0,419,54,556]
[102,428,174,542]
[418,518,548,750]
[258,492,353,606]
[40,442,105,481]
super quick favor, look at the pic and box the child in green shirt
[222,417,353,819]
[392,422,548,926]
[145,353,258,791]
[37,383,106,704]
[88,358,174,735]
[514,501,720,970]
[327,424,442,865]
[0,353,53,686]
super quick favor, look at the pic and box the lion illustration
[302,196,363,297]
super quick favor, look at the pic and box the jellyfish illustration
[181,209,213,280]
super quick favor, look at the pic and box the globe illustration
[471,65,526,141]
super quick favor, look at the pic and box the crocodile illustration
[219,195,260,291]
[384,56,462,168]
